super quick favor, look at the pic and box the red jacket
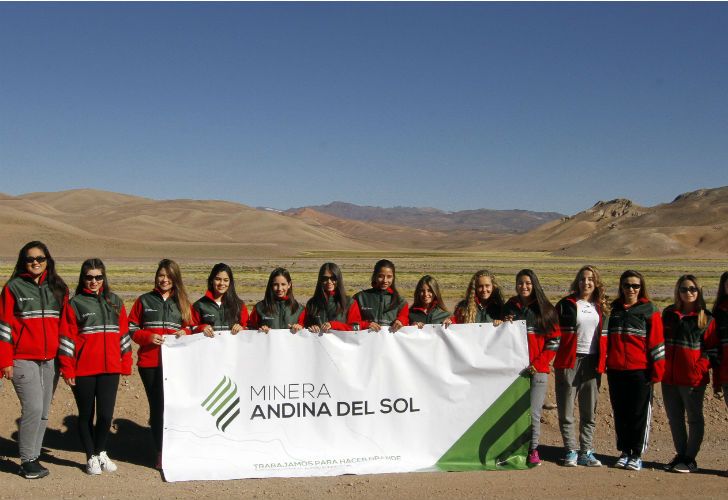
[300,293,363,331]
[606,298,665,383]
[191,290,249,333]
[504,297,561,373]
[59,289,132,378]
[662,305,711,387]
[554,295,608,373]
[0,273,69,369]
[704,298,728,386]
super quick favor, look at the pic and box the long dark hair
[263,267,299,315]
[75,258,120,312]
[617,269,650,303]
[412,275,448,313]
[156,259,192,324]
[12,241,68,305]
[306,263,347,325]
[207,263,244,327]
[516,269,558,333]
[370,259,401,311]
[713,271,728,315]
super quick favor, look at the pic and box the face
[272,275,290,299]
[418,283,434,306]
[621,277,641,303]
[375,267,394,290]
[516,275,533,300]
[84,269,104,293]
[212,271,230,297]
[678,279,699,305]
[320,271,337,293]
[156,269,173,293]
[25,247,48,277]
[578,270,596,298]
[475,276,493,301]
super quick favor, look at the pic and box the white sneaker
[98,451,117,472]
[86,455,102,475]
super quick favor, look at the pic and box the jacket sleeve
[248,307,260,330]
[129,298,154,346]
[702,319,720,390]
[296,309,305,326]
[190,304,207,333]
[396,302,410,326]
[58,302,79,379]
[648,310,666,383]
[119,304,132,375]
[533,324,561,370]
[238,303,249,329]
[0,286,19,369]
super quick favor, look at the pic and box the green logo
[201,375,241,432]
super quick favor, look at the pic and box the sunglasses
[320,276,337,282]
[25,256,47,264]
[679,286,699,293]
[622,283,641,290]
[84,275,104,282]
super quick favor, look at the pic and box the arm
[532,324,561,370]
[58,301,79,381]
[648,310,665,383]
[0,286,19,371]
[248,307,261,330]
[129,298,154,346]
[329,300,361,332]
[119,304,133,376]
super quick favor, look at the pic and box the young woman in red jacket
[554,265,609,468]
[661,275,713,473]
[451,270,504,325]
[192,263,249,336]
[353,259,409,333]
[409,275,451,328]
[503,269,560,467]
[59,258,132,475]
[705,272,728,406]
[0,241,69,479]
[302,263,362,332]
[607,270,664,472]
[129,259,194,469]
[248,267,305,333]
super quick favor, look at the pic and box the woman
[554,265,609,468]
[661,275,712,473]
[248,267,305,333]
[409,275,451,328]
[705,271,728,405]
[451,270,504,324]
[353,259,409,332]
[192,263,249,336]
[606,270,664,472]
[503,269,560,466]
[59,259,132,475]
[302,263,362,332]
[129,259,194,468]
[0,241,69,479]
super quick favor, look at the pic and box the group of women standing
[1,241,727,479]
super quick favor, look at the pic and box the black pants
[72,373,120,459]
[138,366,164,453]
[607,369,653,457]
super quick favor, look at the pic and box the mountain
[284,202,564,234]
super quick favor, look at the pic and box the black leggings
[138,366,164,453]
[72,373,120,459]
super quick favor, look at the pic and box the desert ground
[1,254,727,499]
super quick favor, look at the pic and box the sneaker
[615,453,629,469]
[577,450,602,467]
[86,455,102,475]
[527,448,541,466]
[664,454,682,472]
[625,456,642,471]
[19,460,49,479]
[673,459,698,473]
[563,450,578,467]
[33,459,49,473]
[98,451,117,472]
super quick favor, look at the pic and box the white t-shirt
[576,300,600,355]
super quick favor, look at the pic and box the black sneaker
[19,460,49,479]
[33,459,49,474]
[664,454,682,472]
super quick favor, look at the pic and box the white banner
[161,321,530,482]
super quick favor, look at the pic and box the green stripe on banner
[436,375,531,471]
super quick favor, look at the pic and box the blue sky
[1,2,727,215]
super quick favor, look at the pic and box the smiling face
[678,278,699,307]
[272,275,291,299]
[578,270,596,300]
[621,277,641,305]
[212,271,230,298]
[516,275,533,301]
[475,276,493,302]
[320,271,337,293]
[418,283,434,306]
[84,269,104,294]
[374,267,394,291]
[156,268,173,293]
[25,247,48,278]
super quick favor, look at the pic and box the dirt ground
[1,366,727,499]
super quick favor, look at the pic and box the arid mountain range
[0,187,726,258]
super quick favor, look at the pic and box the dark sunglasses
[679,286,698,293]
[320,276,337,282]
[25,256,47,264]
[84,275,104,282]
[622,283,641,290]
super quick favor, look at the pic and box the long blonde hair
[156,259,192,325]
[674,274,708,329]
[457,270,503,323]
[569,265,609,314]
